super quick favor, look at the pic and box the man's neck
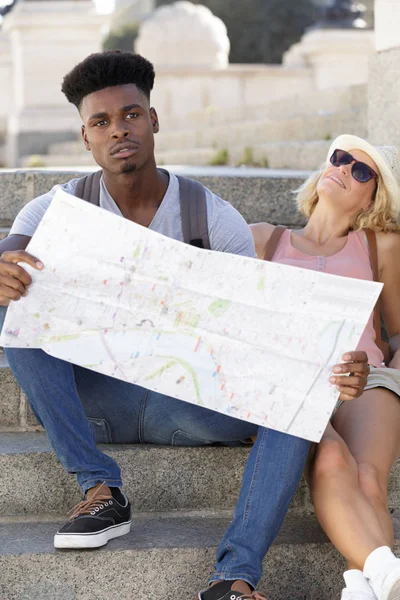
[102,162,169,223]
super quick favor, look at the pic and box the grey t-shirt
[10,172,256,258]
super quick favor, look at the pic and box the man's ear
[150,107,160,134]
[81,125,91,151]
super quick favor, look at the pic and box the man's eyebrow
[88,104,143,121]
[88,111,108,121]
[122,103,143,111]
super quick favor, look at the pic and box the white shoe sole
[54,520,131,549]
[381,566,400,600]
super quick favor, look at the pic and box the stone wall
[150,65,315,119]
[368,0,400,147]
[368,47,400,147]
[0,168,308,228]
[0,32,12,139]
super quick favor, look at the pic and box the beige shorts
[332,366,400,419]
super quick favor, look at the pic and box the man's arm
[0,234,31,254]
[207,198,256,258]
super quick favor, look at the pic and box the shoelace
[68,483,113,520]
[201,581,267,600]
[235,592,267,599]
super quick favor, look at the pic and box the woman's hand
[330,351,369,401]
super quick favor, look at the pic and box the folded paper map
[0,189,383,442]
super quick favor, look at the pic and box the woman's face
[317,149,379,215]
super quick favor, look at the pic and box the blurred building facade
[0,0,394,171]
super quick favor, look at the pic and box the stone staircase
[22,84,367,171]
[0,167,399,600]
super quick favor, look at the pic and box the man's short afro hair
[61,51,155,110]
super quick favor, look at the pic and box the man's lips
[110,142,139,158]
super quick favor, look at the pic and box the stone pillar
[0,32,12,167]
[368,0,400,146]
[3,0,107,167]
[0,32,12,137]
[374,0,400,51]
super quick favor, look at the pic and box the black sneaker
[198,581,266,600]
[54,484,131,549]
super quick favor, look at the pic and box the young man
[0,51,369,600]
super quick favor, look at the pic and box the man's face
[80,84,159,175]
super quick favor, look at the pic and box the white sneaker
[341,588,377,600]
[380,566,400,600]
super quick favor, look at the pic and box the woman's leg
[307,387,400,570]
[334,388,400,562]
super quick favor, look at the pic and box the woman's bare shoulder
[249,222,276,259]
[250,222,276,235]
[375,230,400,271]
[376,229,400,253]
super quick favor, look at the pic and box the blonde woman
[251,135,400,600]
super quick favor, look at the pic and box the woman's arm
[377,231,400,368]
[249,222,276,259]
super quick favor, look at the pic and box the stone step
[23,139,331,171]
[157,83,367,133]
[1,431,400,518]
[47,108,366,158]
[237,140,332,171]
[0,226,9,240]
[22,152,98,169]
[154,108,367,152]
[23,149,216,169]
[0,358,40,432]
[0,167,309,228]
[157,147,216,166]
[2,511,394,600]
[0,143,5,169]
[156,140,332,170]
[41,140,89,156]
[0,431,310,516]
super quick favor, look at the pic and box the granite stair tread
[1,431,400,518]
[0,431,309,516]
[0,512,399,600]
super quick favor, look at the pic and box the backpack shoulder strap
[176,174,210,249]
[365,229,391,361]
[263,225,287,261]
[74,170,103,206]
[365,229,383,345]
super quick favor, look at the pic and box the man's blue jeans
[1,308,310,589]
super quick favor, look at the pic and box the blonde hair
[295,165,400,233]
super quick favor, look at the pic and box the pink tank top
[272,229,384,367]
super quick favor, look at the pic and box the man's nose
[111,123,130,139]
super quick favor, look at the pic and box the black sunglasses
[330,149,378,183]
